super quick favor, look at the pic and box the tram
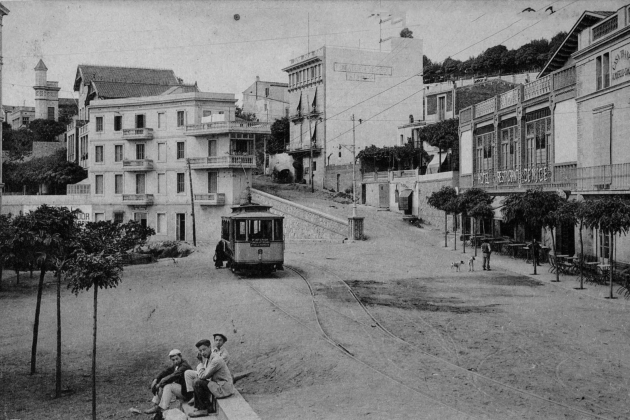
[220,201,284,273]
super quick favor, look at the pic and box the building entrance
[176,213,186,241]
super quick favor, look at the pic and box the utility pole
[186,158,197,246]
[342,115,364,240]
[307,93,314,193]
[351,114,357,217]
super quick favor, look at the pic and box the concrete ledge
[252,188,347,225]
[179,390,260,420]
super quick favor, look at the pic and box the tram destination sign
[250,238,270,247]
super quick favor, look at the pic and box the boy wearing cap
[145,349,192,415]
[188,339,235,417]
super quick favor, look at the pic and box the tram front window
[236,221,247,241]
[249,219,272,240]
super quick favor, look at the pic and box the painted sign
[22,205,93,224]
[611,45,630,85]
[476,166,552,186]
[250,238,270,247]
[334,62,392,76]
[346,72,375,82]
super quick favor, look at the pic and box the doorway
[176,213,186,241]
[378,183,389,208]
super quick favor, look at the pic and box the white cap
[169,349,181,357]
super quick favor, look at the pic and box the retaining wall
[415,172,459,228]
[251,188,347,242]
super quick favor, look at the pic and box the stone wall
[324,163,362,199]
[415,172,458,229]
[251,189,347,242]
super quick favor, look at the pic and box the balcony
[122,128,154,141]
[553,66,576,91]
[122,194,154,206]
[576,163,630,191]
[523,75,551,101]
[184,121,271,136]
[286,141,322,154]
[122,159,154,171]
[188,155,256,169]
[194,193,226,206]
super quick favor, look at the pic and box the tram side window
[221,220,229,240]
[236,221,247,241]
[273,219,283,241]
[249,219,272,240]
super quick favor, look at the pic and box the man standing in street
[531,238,541,266]
[482,238,492,271]
[189,339,234,418]
[145,349,192,415]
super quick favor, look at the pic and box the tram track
[287,261,619,420]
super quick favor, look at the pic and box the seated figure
[145,349,192,415]
[188,338,234,417]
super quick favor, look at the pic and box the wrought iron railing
[122,128,154,138]
[122,159,154,169]
[523,75,551,101]
[188,155,255,166]
[592,15,618,41]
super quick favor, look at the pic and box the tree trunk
[444,212,448,247]
[92,285,98,420]
[580,222,584,289]
[609,232,614,299]
[474,218,478,257]
[55,269,62,398]
[0,264,3,292]
[16,269,20,285]
[550,228,559,282]
[453,214,457,251]
[462,215,466,254]
[31,266,47,374]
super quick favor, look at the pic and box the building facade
[33,59,61,120]
[460,6,630,264]
[68,89,270,242]
[282,38,424,191]
[0,2,8,213]
[241,77,289,122]
[6,106,35,129]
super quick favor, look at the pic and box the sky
[1,0,627,107]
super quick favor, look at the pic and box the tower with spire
[33,59,60,120]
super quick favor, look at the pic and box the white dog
[468,256,476,271]
[451,261,464,272]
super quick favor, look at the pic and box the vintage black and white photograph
[1,0,630,419]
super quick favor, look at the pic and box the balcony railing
[188,155,256,169]
[576,163,630,191]
[362,171,389,182]
[553,66,576,91]
[592,15,618,41]
[474,97,495,118]
[459,107,472,124]
[287,141,321,153]
[194,193,226,206]
[122,159,154,171]
[499,88,519,109]
[122,128,154,140]
[524,75,551,101]
[67,184,90,195]
[79,124,89,136]
[122,194,154,205]
[184,121,271,135]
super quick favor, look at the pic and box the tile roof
[75,65,180,91]
[91,81,179,99]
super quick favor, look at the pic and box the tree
[427,186,457,248]
[3,126,34,162]
[502,189,564,279]
[268,117,289,155]
[28,119,67,142]
[458,188,494,255]
[0,214,14,291]
[417,118,460,172]
[66,220,154,420]
[400,28,413,38]
[235,106,256,122]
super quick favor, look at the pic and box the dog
[450,261,465,272]
[468,256,476,271]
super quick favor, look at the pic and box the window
[158,112,166,129]
[249,220,272,240]
[525,116,551,167]
[136,143,145,160]
[114,174,123,194]
[222,219,229,240]
[475,131,494,173]
[48,107,55,120]
[22,117,29,126]
[203,110,212,118]
[208,139,217,157]
[400,134,404,146]
[235,220,247,241]
[95,175,104,195]
[114,145,123,162]
[135,114,145,129]
[157,213,167,234]
[96,117,103,132]
[95,145,104,163]
[265,87,269,97]
[94,213,105,222]
[113,212,124,224]
[177,111,185,127]
[500,125,517,170]
[134,213,147,228]
[158,173,166,194]
[177,173,185,193]
[273,219,283,241]
[312,161,317,171]
[136,173,146,194]
[114,116,122,131]
[264,103,268,111]
[158,142,166,162]
[176,213,186,241]
[603,53,610,89]
[176,142,185,159]
[208,171,218,193]
[599,230,610,260]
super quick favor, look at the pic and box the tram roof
[227,211,284,219]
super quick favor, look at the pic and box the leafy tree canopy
[268,116,289,155]
[357,143,431,171]
[28,119,67,142]
[427,186,457,213]
[235,106,257,122]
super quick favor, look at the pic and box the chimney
[256,76,260,82]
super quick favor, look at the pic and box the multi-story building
[5,106,35,129]
[34,59,61,120]
[459,6,630,264]
[282,38,423,192]
[67,79,270,242]
[241,77,289,122]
